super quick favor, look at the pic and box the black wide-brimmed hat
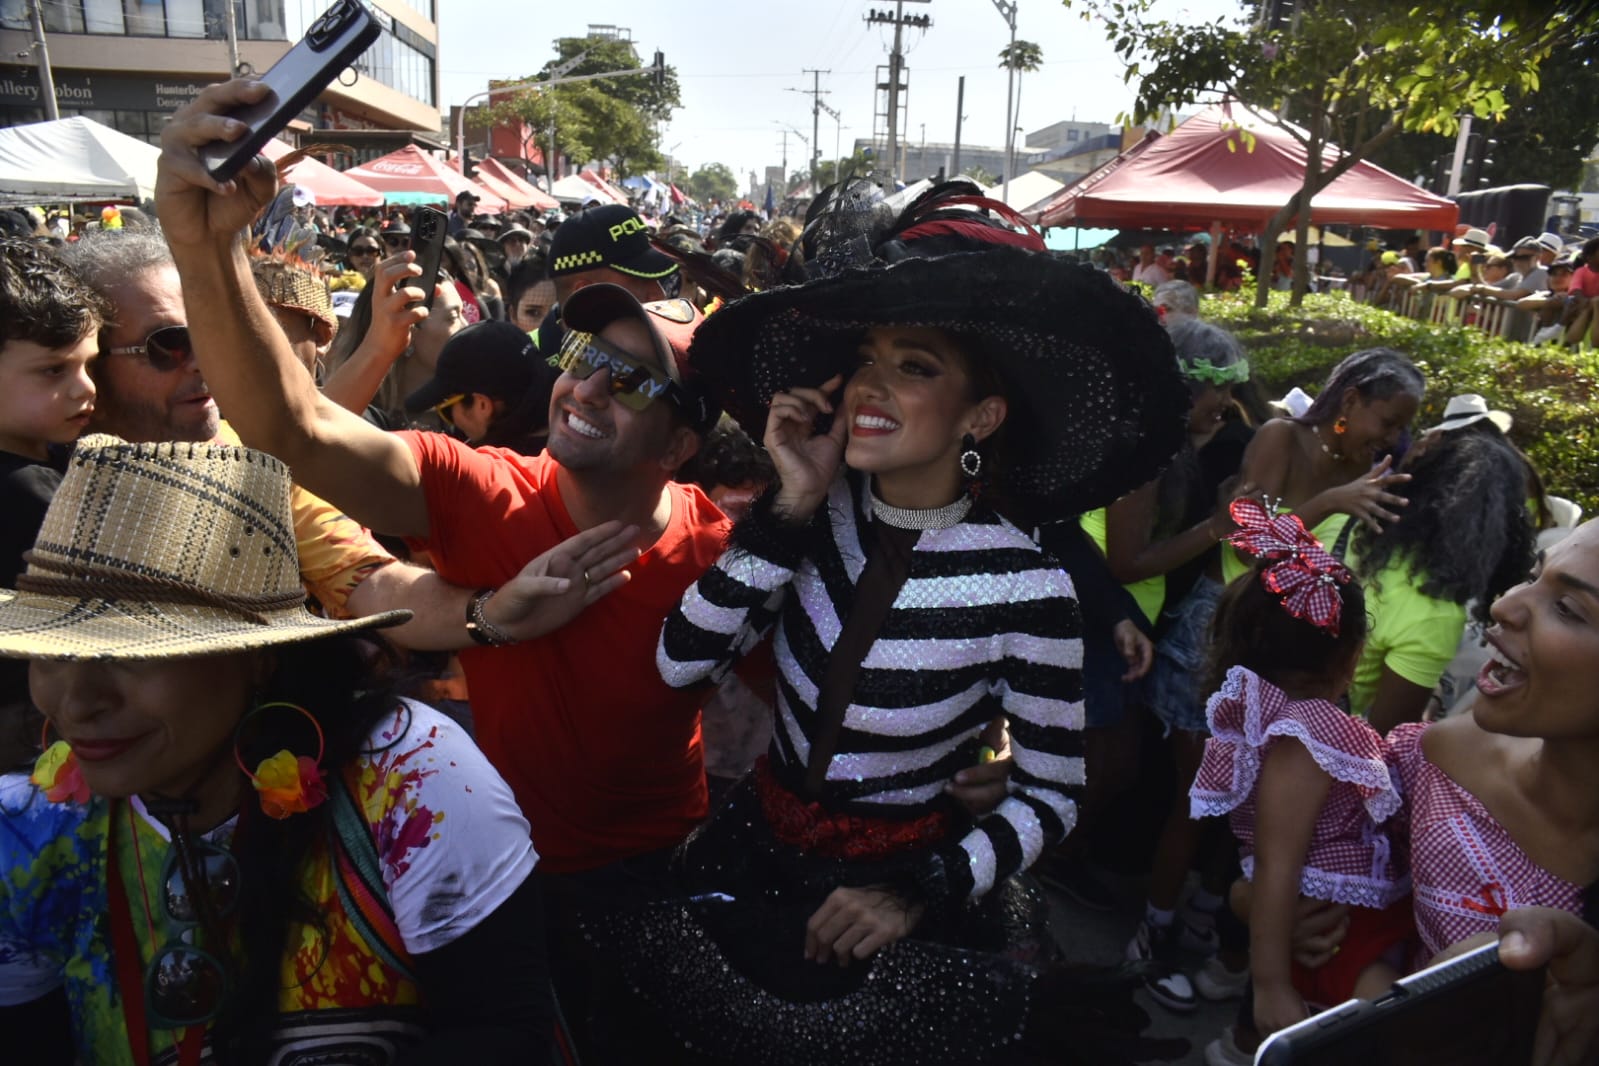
[688,247,1189,520]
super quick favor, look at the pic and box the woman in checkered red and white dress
[1387,518,1599,969]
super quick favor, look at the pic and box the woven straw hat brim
[688,248,1190,520]
[0,590,408,661]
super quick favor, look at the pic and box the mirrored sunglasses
[557,332,679,412]
[146,840,240,1028]
[106,325,195,372]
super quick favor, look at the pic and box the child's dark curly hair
[1205,564,1369,699]
[677,415,775,494]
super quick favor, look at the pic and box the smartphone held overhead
[200,0,381,182]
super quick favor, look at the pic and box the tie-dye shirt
[0,700,536,1065]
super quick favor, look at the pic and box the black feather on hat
[688,247,1189,522]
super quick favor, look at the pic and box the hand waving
[481,521,640,642]
[155,80,281,249]
[765,374,848,525]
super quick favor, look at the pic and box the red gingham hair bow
[1226,497,1353,636]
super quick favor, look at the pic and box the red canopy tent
[1030,103,1457,233]
[477,157,559,212]
[343,145,507,212]
[470,165,537,211]
[578,169,628,205]
[260,139,383,208]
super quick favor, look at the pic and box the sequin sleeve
[938,565,1086,904]
[657,492,808,689]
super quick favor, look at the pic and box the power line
[863,1,932,185]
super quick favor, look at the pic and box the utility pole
[804,68,828,187]
[952,75,965,176]
[865,1,931,186]
[25,0,58,121]
[223,0,241,76]
[990,0,1017,202]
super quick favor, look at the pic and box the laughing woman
[631,247,1189,1064]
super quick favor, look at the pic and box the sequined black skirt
[576,775,1057,1066]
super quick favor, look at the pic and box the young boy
[0,237,106,761]
[0,237,105,585]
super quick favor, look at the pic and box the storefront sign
[0,67,220,112]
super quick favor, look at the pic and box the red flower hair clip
[1226,497,1353,635]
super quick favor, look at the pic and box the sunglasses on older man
[106,325,196,372]
[556,331,681,413]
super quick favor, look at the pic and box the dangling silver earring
[959,433,982,480]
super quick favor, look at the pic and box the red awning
[260,139,383,208]
[343,145,507,212]
[578,169,628,205]
[1033,103,1457,233]
[478,157,560,212]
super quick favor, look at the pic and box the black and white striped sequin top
[658,471,1085,904]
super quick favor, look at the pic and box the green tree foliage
[487,34,680,181]
[1066,0,1596,308]
[998,39,1044,74]
[963,164,998,187]
[687,162,738,204]
[807,149,876,189]
[1371,29,1599,192]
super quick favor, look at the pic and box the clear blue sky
[437,0,1241,194]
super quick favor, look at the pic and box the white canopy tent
[0,117,160,205]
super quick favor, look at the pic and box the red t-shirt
[1569,264,1599,299]
[401,432,730,873]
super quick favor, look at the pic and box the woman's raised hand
[364,251,430,359]
[765,374,848,526]
[1328,454,1412,533]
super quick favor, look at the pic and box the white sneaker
[1126,919,1199,1013]
[1204,1027,1257,1066]
[1194,956,1251,1001]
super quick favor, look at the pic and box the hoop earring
[234,701,328,820]
[32,719,89,805]
[1333,416,1348,436]
[959,433,983,481]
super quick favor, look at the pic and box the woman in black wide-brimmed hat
[606,195,1192,1064]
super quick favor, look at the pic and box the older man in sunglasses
[57,232,612,652]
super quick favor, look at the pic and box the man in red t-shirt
[162,171,729,880]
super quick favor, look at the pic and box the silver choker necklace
[868,485,973,531]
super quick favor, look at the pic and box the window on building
[1066,129,1079,143]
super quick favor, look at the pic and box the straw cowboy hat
[0,436,408,661]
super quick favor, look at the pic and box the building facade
[0,0,438,148]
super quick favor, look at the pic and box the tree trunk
[1291,119,1324,309]
[1252,118,1404,310]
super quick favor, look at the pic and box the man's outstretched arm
[155,78,429,539]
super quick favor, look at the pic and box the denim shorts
[1147,575,1225,735]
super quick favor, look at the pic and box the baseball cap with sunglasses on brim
[557,284,716,429]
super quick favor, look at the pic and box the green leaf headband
[1183,357,1251,387]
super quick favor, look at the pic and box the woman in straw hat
[0,437,552,1064]
[618,198,1192,1062]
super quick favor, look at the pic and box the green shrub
[1204,290,1599,518]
